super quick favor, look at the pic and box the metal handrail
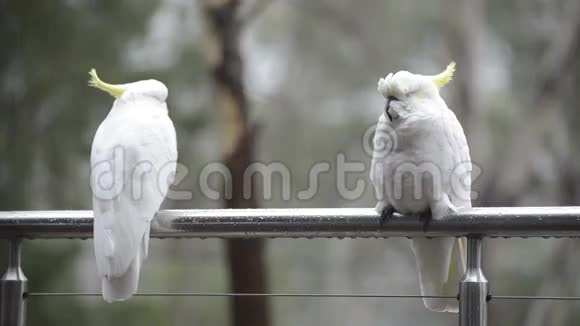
[2,206,580,326]
[1,207,580,239]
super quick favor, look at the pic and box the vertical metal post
[459,237,488,326]
[1,239,27,326]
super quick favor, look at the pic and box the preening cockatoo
[89,69,177,302]
[370,62,471,313]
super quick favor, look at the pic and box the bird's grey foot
[378,204,396,227]
[419,210,432,234]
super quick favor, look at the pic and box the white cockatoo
[89,69,177,302]
[370,62,471,313]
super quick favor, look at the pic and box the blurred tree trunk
[445,0,482,122]
[202,1,271,326]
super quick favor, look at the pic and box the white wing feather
[370,114,391,208]
[91,97,176,295]
[370,105,471,313]
[413,107,471,313]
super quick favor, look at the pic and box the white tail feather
[411,237,465,313]
[101,247,142,303]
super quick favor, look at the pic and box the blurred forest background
[1,0,580,325]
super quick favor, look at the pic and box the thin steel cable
[492,295,580,301]
[24,292,580,301]
[25,292,453,299]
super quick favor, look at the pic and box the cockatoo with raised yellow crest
[88,69,177,302]
[370,62,472,312]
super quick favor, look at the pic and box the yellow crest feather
[88,69,125,98]
[431,61,456,88]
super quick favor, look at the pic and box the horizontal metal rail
[1,207,580,239]
[2,207,580,326]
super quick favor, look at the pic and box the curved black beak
[385,96,398,122]
[385,102,392,121]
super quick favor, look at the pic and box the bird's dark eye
[387,96,399,102]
